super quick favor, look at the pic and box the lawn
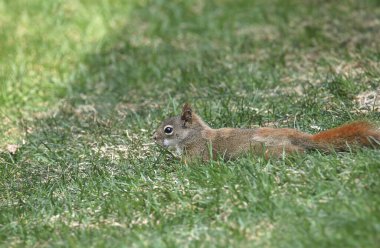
[1,0,380,247]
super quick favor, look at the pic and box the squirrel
[153,103,380,160]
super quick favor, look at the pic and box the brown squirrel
[153,103,380,160]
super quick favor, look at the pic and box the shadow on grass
[0,2,288,230]
[2,0,380,195]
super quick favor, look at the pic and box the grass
[1,0,380,247]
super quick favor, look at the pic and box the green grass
[1,0,380,247]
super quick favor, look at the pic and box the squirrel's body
[153,104,380,160]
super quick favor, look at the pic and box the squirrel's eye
[164,126,173,135]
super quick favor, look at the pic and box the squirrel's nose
[152,132,157,141]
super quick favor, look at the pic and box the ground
[0,0,379,247]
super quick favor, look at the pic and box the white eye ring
[164,125,174,135]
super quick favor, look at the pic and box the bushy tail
[311,121,380,151]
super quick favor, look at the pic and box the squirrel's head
[153,103,209,149]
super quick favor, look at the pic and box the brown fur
[153,104,380,160]
[311,121,380,151]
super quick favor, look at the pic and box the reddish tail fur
[311,121,380,151]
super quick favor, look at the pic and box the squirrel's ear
[181,103,192,125]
